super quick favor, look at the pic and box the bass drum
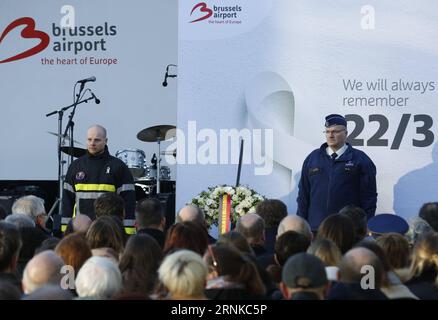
[115,149,146,178]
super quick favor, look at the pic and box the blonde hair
[410,232,438,286]
[158,250,207,298]
[307,238,342,266]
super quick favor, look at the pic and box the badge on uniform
[344,161,355,172]
[106,166,111,174]
[76,171,86,181]
[309,167,321,175]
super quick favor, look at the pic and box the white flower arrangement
[190,185,266,228]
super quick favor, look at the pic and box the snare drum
[115,149,146,178]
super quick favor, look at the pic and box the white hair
[11,195,45,221]
[5,213,36,228]
[158,250,207,298]
[75,256,122,299]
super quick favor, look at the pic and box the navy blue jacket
[297,143,377,230]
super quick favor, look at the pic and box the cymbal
[137,125,176,142]
[60,146,87,158]
[47,131,83,145]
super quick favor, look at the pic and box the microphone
[90,91,100,104]
[162,64,177,87]
[77,76,96,83]
[162,70,169,87]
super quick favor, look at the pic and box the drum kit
[57,125,176,196]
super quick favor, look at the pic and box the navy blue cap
[367,214,409,235]
[325,114,347,127]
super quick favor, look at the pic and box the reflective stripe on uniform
[64,182,75,193]
[117,184,135,194]
[75,184,116,192]
[76,191,107,199]
[123,219,135,227]
[61,217,72,225]
[125,227,136,235]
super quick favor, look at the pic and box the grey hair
[75,256,122,299]
[5,213,36,228]
[11,195,45,221]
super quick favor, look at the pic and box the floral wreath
[190,185,266,228]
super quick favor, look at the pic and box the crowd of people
[1,194,438,300]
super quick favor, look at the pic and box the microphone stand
[46,92,96,227]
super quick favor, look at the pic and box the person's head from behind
[419,202,438,232]
[75,256,122,299]
[94,193,125,221]
[338,247,384,289]
[217,231,254,255]
[22,250,65,294]
[317,214,356,254]
[277,215,313,242]
[307,238,342,267]
[87,124,107,156]
[339,205,368,241]
[235,213,265,246]
[11,195,47,229]
[86,216,124,256]
[275,231,311,266]
[163,222,208,256]
[203,243,266,295]
[375,233,411,270]
[55,233,92,274]
[119,234,163,294]
[72,214,92,234]
[255,199,287,229]
[0,221,22,273]
[135,198,165,231]
[324,114,347,151]
[410,232,438,285]
[5,214,36,229]
[176,204,206,227]
[158,249,207,300]
[280,253,329,300]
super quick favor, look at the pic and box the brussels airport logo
[1,6,118,65]
[189,2,242,24]
[0,17,50,64]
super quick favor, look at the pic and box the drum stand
[156,136,161,194]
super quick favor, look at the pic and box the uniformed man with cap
[367,213,409,237]
[297,114,377,231]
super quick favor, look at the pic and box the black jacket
[62,147,136,220]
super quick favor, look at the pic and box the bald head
[339,247,384,287]
[87,125,107,155]
[73,214,92,234]
[22,250,65,294]
[176,205,205,225]
[277,215,312,241]
[235,213,265,245]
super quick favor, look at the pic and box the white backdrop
[177,0,438,222]
[0,0,177,180]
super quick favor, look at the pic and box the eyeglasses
[323,129,346,135]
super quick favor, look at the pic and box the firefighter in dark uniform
[297,114,377,231]
[61,125,136,225]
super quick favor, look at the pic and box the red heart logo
[190,2,213,23]
[0,17,50,64]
